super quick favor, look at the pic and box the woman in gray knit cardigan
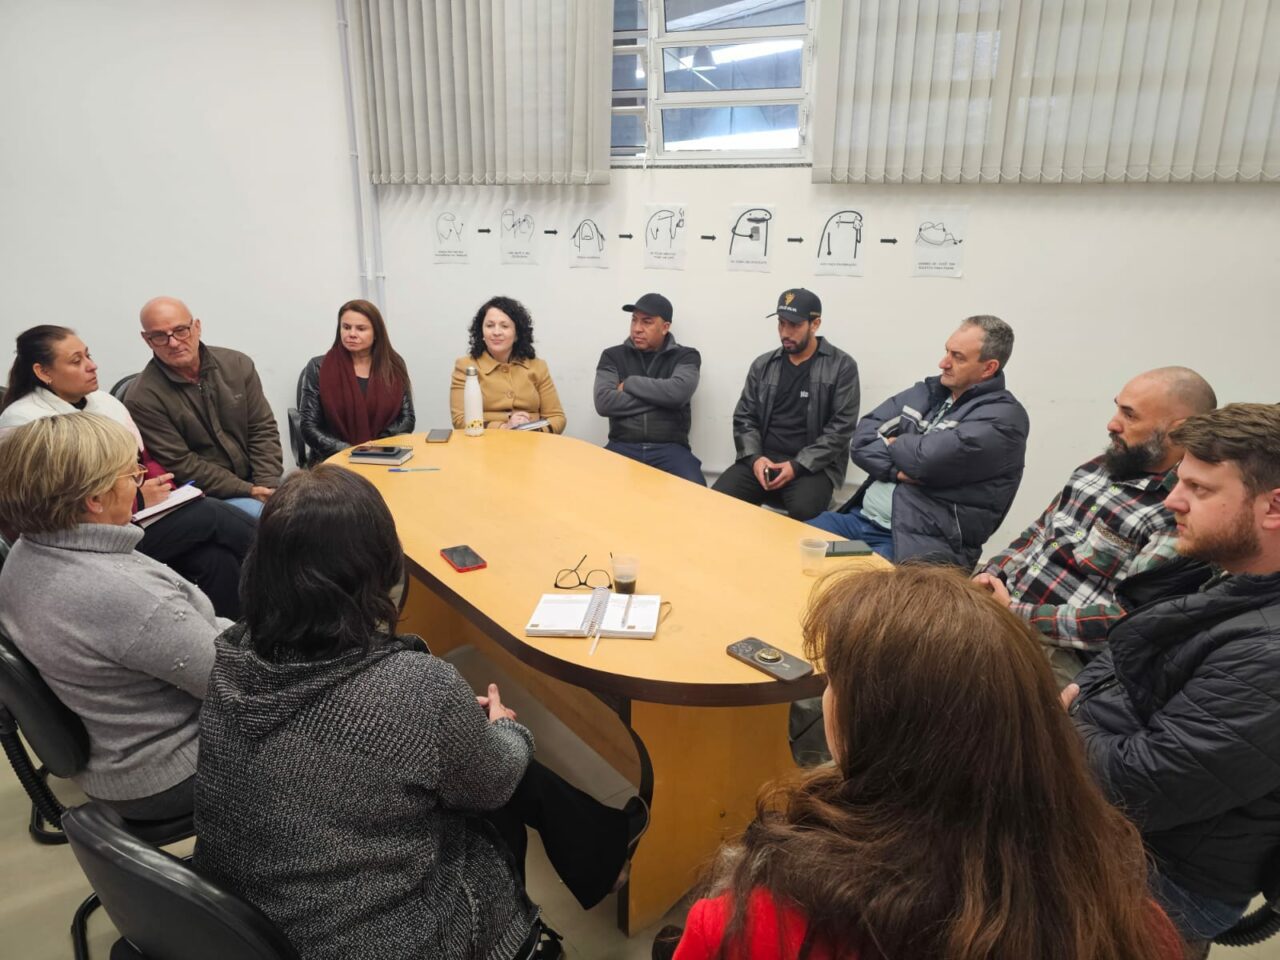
[0,413,229,820]
[193,465,646,960]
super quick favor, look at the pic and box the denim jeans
[806,507,895,561]
[222,496,264,519]
[1149,865,1248,942]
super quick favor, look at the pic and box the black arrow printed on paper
[618,233,633,239]
[880,238,898,244]
[786,237,804,243]
[700,234,717,240]
[544,229,558,235]
[477,228,492,234]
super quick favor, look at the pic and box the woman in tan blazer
[450,296,566,434]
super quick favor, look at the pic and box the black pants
[712,459,834,521]
[484,760,630,912]
[137,498,254,619]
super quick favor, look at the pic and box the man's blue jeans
[222,496,264,519]
[604,441,705,486]
[807,507,895,561]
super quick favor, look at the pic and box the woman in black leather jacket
[300,299,414,464]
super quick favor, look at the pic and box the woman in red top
[671,566,1184,960]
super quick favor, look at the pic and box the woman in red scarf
[300,300,414,465]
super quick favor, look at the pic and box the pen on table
[388,467,441,473]
[619,593,634,631]
[588,618,604,657]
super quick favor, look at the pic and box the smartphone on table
[441,545,486,572]
[426,429,452,443]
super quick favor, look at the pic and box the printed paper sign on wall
[913,208,968,278]
[644,204,687,270]
[727,204,774,273]
[433,211,470,265]
[499,208,538,265]
[815,209,864,277]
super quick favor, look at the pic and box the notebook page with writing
[599,594,661,639]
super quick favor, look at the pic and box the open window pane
[614,0,647,32]
[661,104,799,152]
[664,0,805,31]
[613,52,647,92]
[662,39,802,93]
[612,113,646,156]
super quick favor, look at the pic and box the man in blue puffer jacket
[809,315,1029,567]
[1067,403,1280,953]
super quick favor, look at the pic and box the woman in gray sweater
[0,413,228,819]
[193,465,645,960]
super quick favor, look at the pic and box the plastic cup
[799,538,828,576]
[612,554,639,594]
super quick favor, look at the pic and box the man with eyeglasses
[124,296,283,518]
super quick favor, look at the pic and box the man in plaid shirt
[975,367,1216,682]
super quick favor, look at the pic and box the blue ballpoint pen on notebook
[388,467,440,473]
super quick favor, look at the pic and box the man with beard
[713,289,859,520]
[975,367,1216,682]
[1065,403,1280,953]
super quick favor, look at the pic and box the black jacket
[731,337,860,490]
[1071,563,1280,902]
[298,355,415,466]
[842,373,1028,568]
[593,335,701,446]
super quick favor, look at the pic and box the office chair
[286,364,309,467]
[0,629,191,846]
[63,802,299,960]
[109,374,138,403]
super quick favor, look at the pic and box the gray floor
[0,647,1275,959]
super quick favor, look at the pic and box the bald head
[1106,367,1217,478]
[138,296,202,376]
[1137,366,1218,418]
[139,296,192,327]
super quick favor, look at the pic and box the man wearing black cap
[593,293,706,484]
[712,288,860,520]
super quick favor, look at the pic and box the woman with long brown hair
[670,565,1181,960]
[299,299,414,464]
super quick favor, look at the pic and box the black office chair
[1215,857,1280,946]
[109,374,138,403]
[286,363,310,468]
[0,629,191,847]
[63,802,300,960]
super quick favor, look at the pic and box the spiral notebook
[525,586,661,639]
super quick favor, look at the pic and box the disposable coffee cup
[612,554,638,594]
[799,538,828,576]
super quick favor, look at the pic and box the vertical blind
[811,0,1280,183]
[350,0,612,185]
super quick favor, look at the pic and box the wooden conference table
[335,431,889,934]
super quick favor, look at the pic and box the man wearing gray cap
[713,288,860,520]
[593,292,706,484]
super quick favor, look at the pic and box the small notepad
[525,587,661,639]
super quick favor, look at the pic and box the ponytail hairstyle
[2,325,75,412]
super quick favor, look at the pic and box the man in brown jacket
[125,296,283,518]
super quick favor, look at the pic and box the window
[612,0,811,163]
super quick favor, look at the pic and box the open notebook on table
[525,587,661,640]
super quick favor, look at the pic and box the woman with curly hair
[449,295,565,433]
[667,565,1183,960]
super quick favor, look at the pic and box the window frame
[611,2,814,167]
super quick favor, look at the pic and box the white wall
[0,0,357,439]
[378,173,1280,551]
[3,2,1277,556]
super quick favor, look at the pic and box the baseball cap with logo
[622,293,673,323]
[767,288,822,322]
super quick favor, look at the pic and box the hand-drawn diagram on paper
[727,205,774,272]
[500,208,538,265]
[816,209,864,277]
[913,208,968,278]
[570,217,609,269]
[644,204,687,270]
[433,211,469,264]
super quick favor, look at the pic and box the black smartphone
[426,429,452,443]
[764,467,779,483]
[726,638,814,682]
[441,545,486,572]
[826,539,873,557]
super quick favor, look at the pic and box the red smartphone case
[441,546,486,572]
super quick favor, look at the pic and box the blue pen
[389,467,440,473]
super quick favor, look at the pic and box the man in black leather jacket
[1067,403,1280,952]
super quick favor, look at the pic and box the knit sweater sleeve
[417,660,534,812]
[117,598,220,698]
